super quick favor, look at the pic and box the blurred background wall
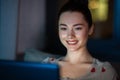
[17,0,46,55]
[0,0,46,60]
[0,0,120,61]
[0,0,19,60]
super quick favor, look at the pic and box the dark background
[0,0,120,62]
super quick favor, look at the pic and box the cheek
[59,31,67,40]
[75,30,89,39]
[59,30,67,36]
[59,32,67,46]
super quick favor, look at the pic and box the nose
[67,29,75,39]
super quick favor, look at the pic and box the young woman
[43,1,118,80]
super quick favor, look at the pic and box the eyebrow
[73,24,84,27]
[59,23,84,27]
[59,24,67,27]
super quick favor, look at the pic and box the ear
[88,24,94,35]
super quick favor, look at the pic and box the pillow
[24,48,61,62]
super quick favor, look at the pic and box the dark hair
[58,0,92,28]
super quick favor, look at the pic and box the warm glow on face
[58,12,93,51]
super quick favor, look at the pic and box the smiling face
[58,11,93,52]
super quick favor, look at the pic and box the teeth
[67,41,78,45]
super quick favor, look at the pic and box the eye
[59,27,67,31]
[74,27,82,30]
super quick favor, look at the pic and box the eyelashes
[74,27,82,30]
[59,27,67,31]
[59,27,82,31]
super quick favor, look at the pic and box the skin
[58,11,94,78]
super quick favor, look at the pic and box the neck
[64,47,93,64]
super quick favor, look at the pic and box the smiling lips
[66,40,78,45]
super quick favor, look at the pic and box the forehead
[59,11,86,23]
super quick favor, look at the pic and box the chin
[67,47,78,52]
